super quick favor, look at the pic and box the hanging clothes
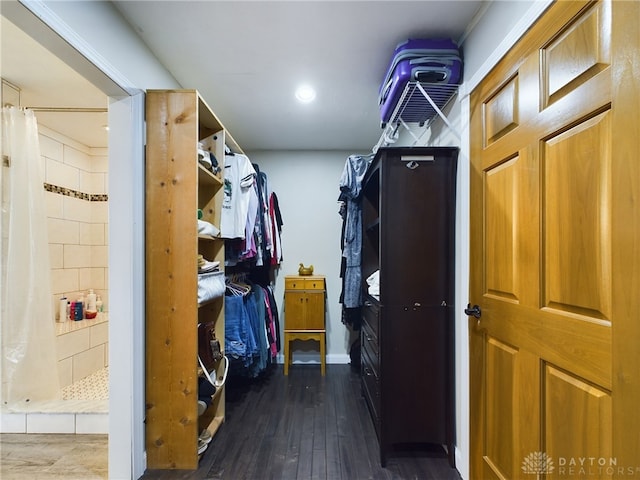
[222,161,282,379]
[220,153,256,239]
[269,192,284,266]
[253,164,272,266]
[260,285,280,359]
[225,276,280,378]
[338,153,374,310]
[225,162,284,268]
[224,278,257,365]
[243,185,259,259]
[245,288,268,377]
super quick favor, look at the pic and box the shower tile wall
[40,125,109,388]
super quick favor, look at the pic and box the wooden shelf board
[198,164,223,187]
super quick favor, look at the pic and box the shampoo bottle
[74,298,84,320]
[86,289,98,319]
[58,297,68,322]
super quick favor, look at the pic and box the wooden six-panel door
[469,1,640,479]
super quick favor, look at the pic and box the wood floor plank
[263,434,287,480]
[1,365,461,480]
[310,446,327,480]
[325,433,343,480]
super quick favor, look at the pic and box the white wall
[462,0,552,91]
[247,150,356,363]
[462,0,541,81]
[33,0,180,91]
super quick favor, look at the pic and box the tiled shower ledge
[56,312,108,335]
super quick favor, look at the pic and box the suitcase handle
[416,71,447,83]
[409,56,455,66]
[411,67,449,83]
[379,79,393,105]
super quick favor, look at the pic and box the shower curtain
[1,107,60,405]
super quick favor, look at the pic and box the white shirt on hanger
[220,153,256,239]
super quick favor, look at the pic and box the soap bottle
[87,289,97,312]
[74,297,84,320]
[96,295,103,313]
[77,294,85,319]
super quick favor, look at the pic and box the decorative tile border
[44,183,108,202]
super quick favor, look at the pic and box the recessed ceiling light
[295,85,316,103]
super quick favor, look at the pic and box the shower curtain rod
[24,107,108,113]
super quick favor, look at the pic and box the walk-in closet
[4,1,638,480]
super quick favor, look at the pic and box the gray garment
[339,154,372,200]
[339,154,373,308]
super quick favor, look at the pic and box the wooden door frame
[609,0,640,471]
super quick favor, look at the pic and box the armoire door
[469,1,640,479]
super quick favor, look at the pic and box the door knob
[464,304,482,319]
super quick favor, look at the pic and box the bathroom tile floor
[0,433,108,479]
[62,367,109,401]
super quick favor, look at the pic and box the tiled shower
[1,121,110,435]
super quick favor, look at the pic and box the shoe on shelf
[199,429,212,444]
[198,400,207,416]
[198,439,208,455]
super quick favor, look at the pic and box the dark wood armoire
[360,146,458,467]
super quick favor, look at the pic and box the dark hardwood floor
[141,364,461,480]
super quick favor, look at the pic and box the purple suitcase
[379,38,462,127]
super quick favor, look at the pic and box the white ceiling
[1,14,109,148]
[2,1,486,151]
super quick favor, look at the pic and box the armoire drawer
[362,321,379,371]
[362,297,379,339]
[285,276,325,291]
[361,347,380,433]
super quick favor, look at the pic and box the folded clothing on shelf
[198,219,220,238]
[197,254,221,273]
[197,270,225,304]
[198,142,221,175]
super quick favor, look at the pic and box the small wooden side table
[283,275,326,375]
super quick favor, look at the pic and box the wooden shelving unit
[145,89,242,469]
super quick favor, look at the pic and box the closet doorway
[1,2,144,478]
